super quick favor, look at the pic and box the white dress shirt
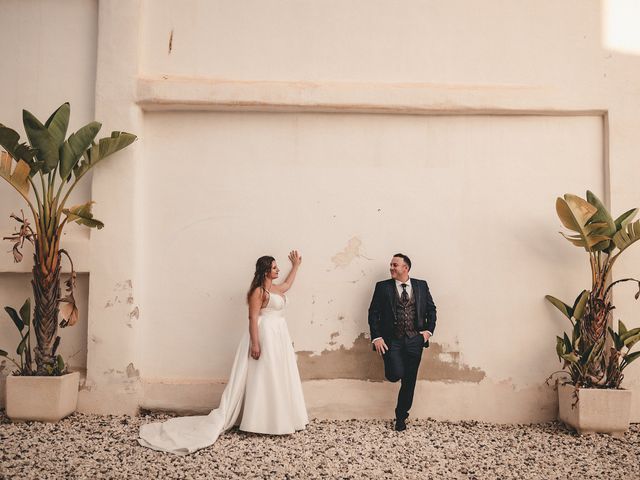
[395,278,412,299]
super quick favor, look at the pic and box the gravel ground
[1,410,639,480]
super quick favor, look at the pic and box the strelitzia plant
[0,103,135,375]
[546,191,640,389]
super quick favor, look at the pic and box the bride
[139,251,309,454]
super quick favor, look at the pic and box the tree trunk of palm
[32,246,61,375]
[581,271,612,386]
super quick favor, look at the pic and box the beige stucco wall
[2,0,640,422]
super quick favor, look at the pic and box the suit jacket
[368,278,437,349]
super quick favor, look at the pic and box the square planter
[6,371,80,422]
[558,382,632,437]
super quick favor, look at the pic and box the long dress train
[138,292,308,455]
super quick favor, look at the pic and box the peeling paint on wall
[331,237,371,268]
[297,333,383,381]
[103,363,140,380]
[104,281,139,326]
[424,343,486,383]
[126,362,140,378]
[296,333,486,383]
[348,270,367,283]
[79,379,93,392]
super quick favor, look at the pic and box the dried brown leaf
[59,296,78,327]
[3,211,34,264]
[11,242,23,263]
[59,270,78,327]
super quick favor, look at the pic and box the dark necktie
[401,283,409,303]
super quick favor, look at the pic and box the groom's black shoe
[394,418,406,431]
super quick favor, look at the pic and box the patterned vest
[394,288,418,339]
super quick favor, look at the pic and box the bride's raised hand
[288,250,302,267]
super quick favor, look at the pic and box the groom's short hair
[393,253,411,270]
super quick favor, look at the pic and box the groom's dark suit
[368,278,437,422]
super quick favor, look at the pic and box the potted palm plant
[546,191,640,437]
[0,102,135,421]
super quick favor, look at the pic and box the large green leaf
[608,327,624,350]
[560,230,610,250]
[98,131,136,158]
[73,131,136,180]
[56,354,65,374]
[586,191,615,251]
[545,295,573,320]
[557,194,597,230]
[614,209,638,231]
[19,298,30,328]
[63,201,104,229]
[0,125,20,155]
[16,333,28,355]
[556,336,565,359]
[619,320,628,336]
[556,194,610,251]
[572,290,589,321]
[572,320,581,346]
[623,350,640,366]
[23,109,59,171]
[579,342,597,366]
[0,125,37,163]
[561,352,580,364]
[563,333,573,353]
[613,219,640,254]
[44,103,70,148]
[4,306,24,332]
[59,121,101,181]
[586,191,615,230]
[620,327,640,342]
[624,333,640,349]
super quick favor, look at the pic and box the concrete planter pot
[558,382,632,437]
[6,371,80,422]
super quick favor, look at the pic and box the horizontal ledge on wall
[0,231,90,273]
[137,378,559,422]
[137,75,606,116]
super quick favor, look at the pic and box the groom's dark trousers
[368,278,437,420]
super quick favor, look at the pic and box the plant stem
[28,177,43,215]
[40,173,48,225]
[57,175,84,217]
[589,253,597,286]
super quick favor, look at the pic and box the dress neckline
[266,289,286,301]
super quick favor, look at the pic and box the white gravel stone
[1,410,639,479]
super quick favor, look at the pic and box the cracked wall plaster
[296,333,486,383]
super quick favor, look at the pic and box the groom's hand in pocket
[373,338,388,356]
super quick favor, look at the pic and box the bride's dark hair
[247,255,275,302]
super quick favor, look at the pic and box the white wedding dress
[138,292,308,455]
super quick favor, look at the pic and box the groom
[368,253,437,431]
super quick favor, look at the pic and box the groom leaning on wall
[368,253,437,431]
